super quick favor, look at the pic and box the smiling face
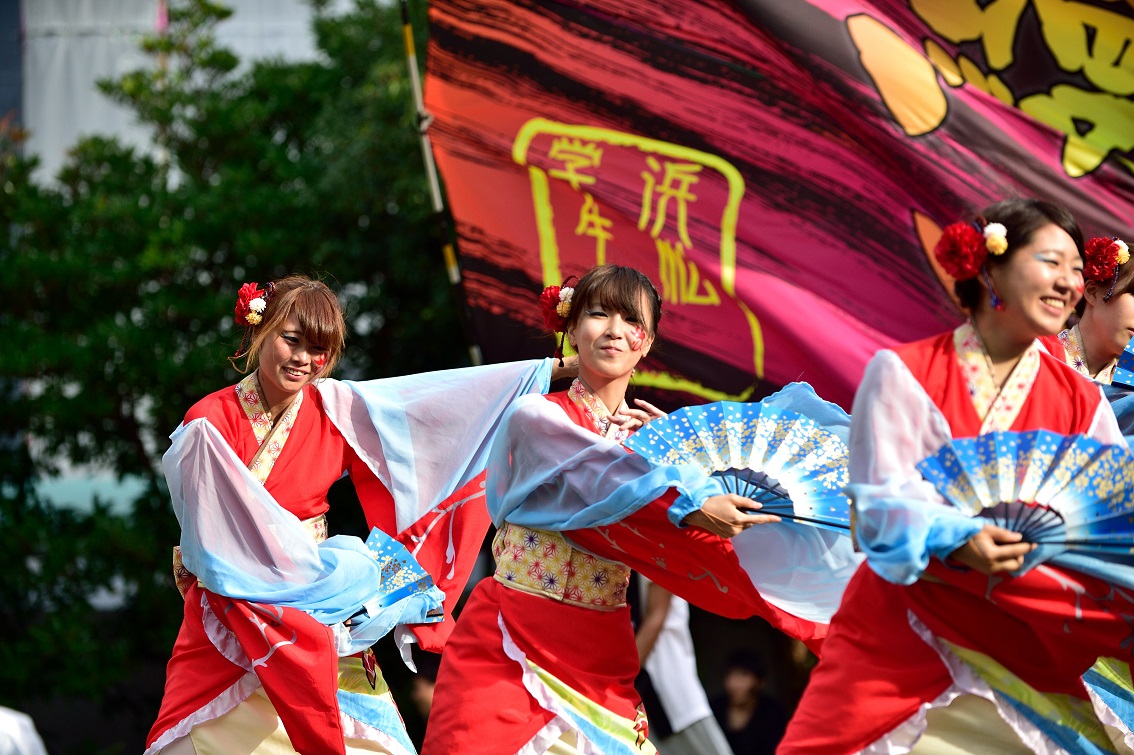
[568,293,655,383]
[1081,282,1134,361]
[985,222,1083,338]
[256,315,330,407]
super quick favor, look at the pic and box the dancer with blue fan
[781,199,1134,754]
[424,265,860,755]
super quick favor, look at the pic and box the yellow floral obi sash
[492,523,630,610]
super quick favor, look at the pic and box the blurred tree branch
[0,0,459,733]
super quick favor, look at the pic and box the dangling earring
[980,265,1005,312]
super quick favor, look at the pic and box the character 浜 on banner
[513,119,762,401]
[426,0,1134,409]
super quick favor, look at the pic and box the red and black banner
[425,0,1134,408]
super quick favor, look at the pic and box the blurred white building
[4,0,350,511]
[7,0,351,181]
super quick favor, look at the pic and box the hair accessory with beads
[934,218,1009,282]
[538,281,576,365]
[233,281,275,357]
[1084,236,1130,302]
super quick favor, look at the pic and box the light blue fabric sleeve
[321,358,553,534]
[165,419,442,655]
[847,351,985,586]
[487,394,725,531]
[666,475,727,526]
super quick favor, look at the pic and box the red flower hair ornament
[933,219,1009,282]
[233,281,274,357]
[235,282,268,326]
[538,282,575,364]
[1084,236,1130,301]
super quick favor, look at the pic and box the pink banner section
[426,0,1134,408]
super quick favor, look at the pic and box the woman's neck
[577,369,630,416]
[970,311,1034,367]
[255,369,300,420]
[1077,315,1117,377]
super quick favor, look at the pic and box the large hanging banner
[424,0,1134,408]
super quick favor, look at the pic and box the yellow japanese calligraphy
[910,0,1027,69]
[548,137,602,190]
[656,239,720,306]
[575,193,613,265]
[639,157,701,249]
[851,1,1134,177]
[513,118,763,399]
[1034,0,1134,96]
[1020,85,1134,176]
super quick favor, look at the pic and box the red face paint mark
[1074,283,1085,296]
[629,325,646,352]
[313,353,328,370]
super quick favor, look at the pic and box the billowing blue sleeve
[487,394,725,531]
[847,351,984,585]
[319,358,553,533]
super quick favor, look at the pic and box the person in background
[1044,234,1131,383]
[632,575,735,755]
[709,652,787,755]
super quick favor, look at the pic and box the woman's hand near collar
[611,398,666,433]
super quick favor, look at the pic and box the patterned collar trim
[953,322,1040,434]
[1058,325,1116,384]
[568,378,630,442]
[234,372,304,484]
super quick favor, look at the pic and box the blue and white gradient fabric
[166,359,554,655]
[486,392,727,531]
[849,350,1126,586]
[489,381,863,625]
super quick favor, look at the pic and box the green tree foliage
[0,0,459,741]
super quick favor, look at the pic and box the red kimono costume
[779,324,1134,754]
[147,360,552,754]
[423,380,858,755]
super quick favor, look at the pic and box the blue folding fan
[1112,337,1134,388]
[916,430,1134,563]
[623,401,851,532]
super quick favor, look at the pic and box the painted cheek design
[313,354,328,370]
[629,325,646,351]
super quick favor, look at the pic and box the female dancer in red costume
[423,264,859,754]
[779,199,1134,754]
[147,276,566,754]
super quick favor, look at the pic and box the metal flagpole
[399,0,483,365]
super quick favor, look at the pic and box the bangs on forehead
[581,272,650,324]
[285,288,342,349]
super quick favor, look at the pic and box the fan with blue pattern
[1112,337,1134,388]
[916,430,1134,562]
[623,401,851,532]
